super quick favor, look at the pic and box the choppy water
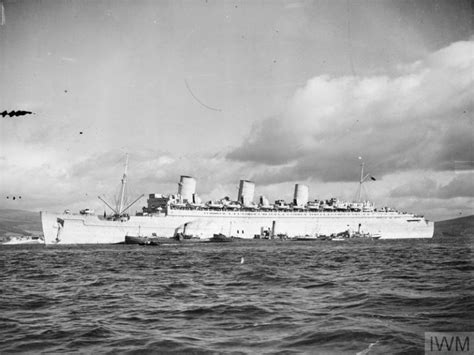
[1,237,473,354]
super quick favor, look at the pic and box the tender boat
[2,235,44,245]
[209,233,234,242]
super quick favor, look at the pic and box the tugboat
[316,234,332,241]
[295,234,318,241]
[331,233,348,241]
[349,223,382,239]
[209,233,234,242]
[125,234,160,246]
[2,235,44,245]
[125,226,165,245]
[330,227,382,241]
[350,231,381,240]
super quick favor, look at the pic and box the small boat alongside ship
[1,235,44,245]
[330,230,381,241]
[295,235,319,241]
[125,235,163,245]
[294,229,381,241]
[124,226,202,245]
[209,233,235,242]
[328,225,382,241]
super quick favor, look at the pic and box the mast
[98,153,143,217]
[357,157,375,202]
[357,157,374,202]
[117,154,129,215]
[358,160,364,202]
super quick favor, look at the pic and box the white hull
[41,209,434,244]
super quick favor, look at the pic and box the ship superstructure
[41,163,434,244]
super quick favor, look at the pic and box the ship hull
[41,210,434,245]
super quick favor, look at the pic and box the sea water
[1,237,473,354]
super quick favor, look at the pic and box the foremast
[117,153,129,214]
[98,154,144,216]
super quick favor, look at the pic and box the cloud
[437,173,474,199]
[388,196,473,221]
[390,176,439,198]
[0,149,251,212]
[1,145,471,221]
[390,171,474,199]
[227,40,474,182]
[1,39,472,221]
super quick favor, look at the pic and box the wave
[0,238,471,353]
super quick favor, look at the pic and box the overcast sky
[0,0,472,221]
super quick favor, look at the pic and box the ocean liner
[40,157,434,244]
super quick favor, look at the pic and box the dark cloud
[226,40,474,182]
[437,173,474,199]
[390,173,474,199]
[227,117,302,165]
[390,176,439,198]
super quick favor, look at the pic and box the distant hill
[0,209,42,241]
[434,215,474,238]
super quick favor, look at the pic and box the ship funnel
[178,175,196,202]
[237,180,255,206]
[293,184,309,206]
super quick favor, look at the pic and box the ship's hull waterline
[41,209,434,244]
